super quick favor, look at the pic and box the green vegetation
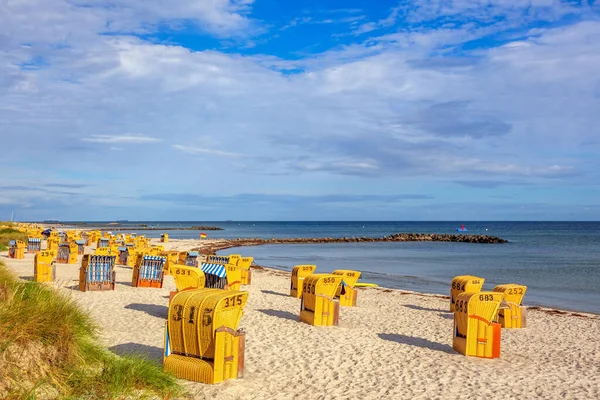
[0,227,28,252]
[0,262,183,399]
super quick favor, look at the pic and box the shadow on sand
[257,308,298,321]
[403,304,448,313]
[378,333,455,354]
[109,342,164,363]
[125,303,168,319]
[261,289,289,298]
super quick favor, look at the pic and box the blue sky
[1,0,599,221]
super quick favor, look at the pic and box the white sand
[2,239,599,400]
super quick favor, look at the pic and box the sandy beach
[1,238,599,400]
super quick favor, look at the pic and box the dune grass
[0,262,184,399]
[0,227,29,252]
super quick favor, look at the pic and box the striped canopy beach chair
[200,262,228,289]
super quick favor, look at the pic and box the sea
[63,221,600,314]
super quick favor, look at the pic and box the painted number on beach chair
[172,305,183,321]
[223,295,244,308]
[188,307,196,324]
[303,283,315,295]
[507,287,524,295]
[175,268,191,276]
[479,294,495,302]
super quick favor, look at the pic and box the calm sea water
[67,221,600,314]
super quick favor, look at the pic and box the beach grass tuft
[0,227,28,252]
[0,261,183,399]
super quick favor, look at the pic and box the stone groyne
[100,226,224,231]
[196,233,508,254]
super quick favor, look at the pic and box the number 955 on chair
[300,274,343,326]
[163,289,248,384]
[453,292,503,358]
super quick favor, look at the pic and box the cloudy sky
[1,0,599,221]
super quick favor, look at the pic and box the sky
[1,0,599,221]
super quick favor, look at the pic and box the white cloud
[172,145,243,158]
[81,134,162,143]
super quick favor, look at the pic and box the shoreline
[252,263,600,318]
[200,238,600,318]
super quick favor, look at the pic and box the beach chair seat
[57,242,78,264]
[27,237,42,253]
[202,256,243,289]
[178,251,199,267]
[453,292,503,358]
[118,246,129,265]
[34,250,56,282]
[132,255,166,288]
[79,255,116,292]
[332,270,361,307]
[450,275,484,311]
[8,240,25,259]
[75,240,86,255]
[164,289,248,384]
[200,262,231,289]
[290,265,317,298]
[300,274,343,326]
[493,284,527,329]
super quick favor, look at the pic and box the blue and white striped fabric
[75,240,86,245]
[28,238,41,243]
[200,262,227,278]
[143,255,166,262]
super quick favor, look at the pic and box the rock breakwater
[197,233,507,254]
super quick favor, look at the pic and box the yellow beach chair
[164,289,248,384]
[332,269,361,307]
[493,284,528,328]
[34,250,56,282]
[300,274,343,326]
[453,291,503,358]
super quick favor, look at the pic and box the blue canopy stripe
[200,262,227,278]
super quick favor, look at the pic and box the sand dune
[1,239,599,399]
